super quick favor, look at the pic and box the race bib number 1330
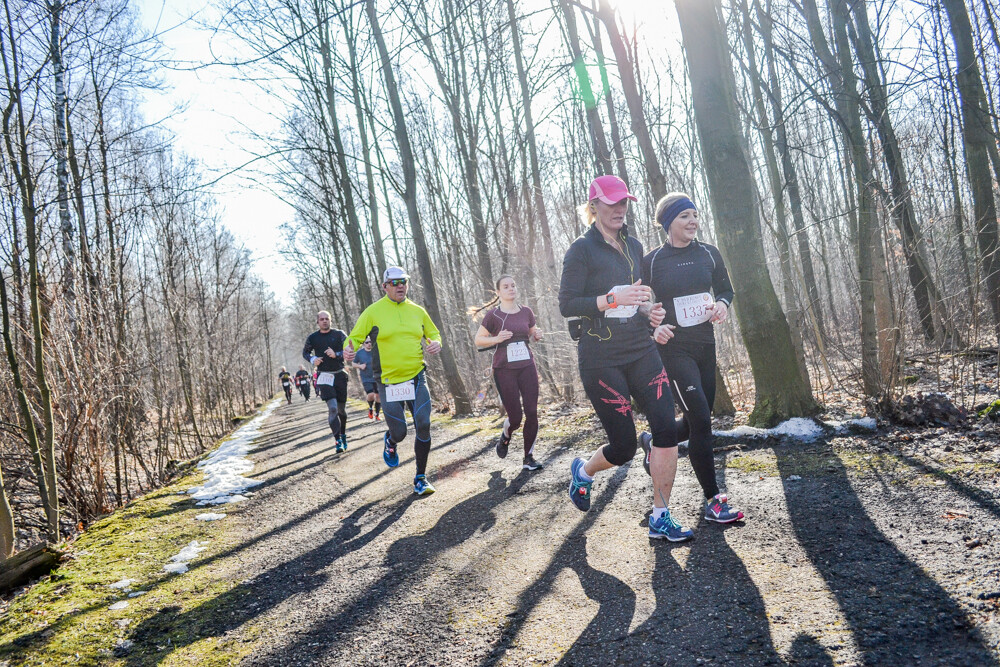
[385,380,416,402]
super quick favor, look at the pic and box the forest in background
[2,0,999,558]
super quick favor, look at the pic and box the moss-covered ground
[0,441,266,665]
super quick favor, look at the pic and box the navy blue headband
[658,197,697,232]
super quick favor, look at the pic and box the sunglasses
[386,279,407,286]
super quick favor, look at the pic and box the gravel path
[128,398,1000,666]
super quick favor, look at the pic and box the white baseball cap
[382,266,410,282]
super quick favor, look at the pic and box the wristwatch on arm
[605,291,616,308]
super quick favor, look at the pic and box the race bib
[282,381,290,387]
[317,372,335,386]
[506,341,530,363]
[606,285,639,320]
[385,379,416,402]
[673,293,714,327]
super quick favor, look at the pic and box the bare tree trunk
[556,0,613,174]
[507,0,556,274]
[942,0,1000,332]
[48,0,77,336]
[367,0,471,413]
[0,459,12,559]
[674,0,818,426]
[595,0,667,198]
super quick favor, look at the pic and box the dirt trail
[124,398,1000,666]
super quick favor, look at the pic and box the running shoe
[648,509,694,541]
[496,431,510,459]
[368,409,374,420]
[413,474,435,495]
[568,457,592,511]
[704,494,744,523]
[638,431,652,477]
[335,438,345,453]
[375,413,381,421]
[522,454,543,471]
[340,433,348,452]
[383,431,399,468]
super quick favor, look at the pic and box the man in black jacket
[303,310,350,453]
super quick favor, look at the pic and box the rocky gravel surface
[130,399,1000,666]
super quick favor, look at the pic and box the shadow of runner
[551,462,784,666]
[773,440,998,665]
[483,466,633,667]
[123,498,415,667]
[244,469,538,665]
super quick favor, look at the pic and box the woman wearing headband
[641,192,743,524]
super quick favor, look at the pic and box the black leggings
[579,347,677,467]
[661,341,718,499]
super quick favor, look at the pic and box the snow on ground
[715,416,876,443]
[163,540,208,575]
[187,400,280,505]
[195,513,227,521]
[108,579,133,590]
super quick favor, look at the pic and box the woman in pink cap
[558,175,693,541]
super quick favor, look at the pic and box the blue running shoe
[383,431,399,468]
[648,509,694,541]
[568,457,592,512]
[638,431,652,477]
[413,474,435,495]
[340,433,348,452]
[704,494,744,523]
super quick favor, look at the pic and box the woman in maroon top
[474,275,544,470]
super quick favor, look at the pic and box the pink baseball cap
[588,175,638,204]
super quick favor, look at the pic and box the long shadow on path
[774,440,997,665]
[244,468,545,665]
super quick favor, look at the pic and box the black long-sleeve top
[641,240,734,346]
[302,329,347,373]
[558,223,656,369]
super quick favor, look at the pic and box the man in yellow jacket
[344,266,442,495]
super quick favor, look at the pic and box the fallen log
[0,543,63,592]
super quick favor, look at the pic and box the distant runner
[641,192,743,524]
[559,175,692,541]
[295,365,311,401]
[278,367,293,404]
[344,266,442,496]
[352,337,381,421]
[302,311,349,453]
[473,275,544,471]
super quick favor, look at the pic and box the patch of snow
[170,540,207,562]
[195,513,227,521]
[716,416,879,443]
[127,591,147,598]
[787,475,802,481]
[162,540,208,575]
[186,400,279,505]
[108,601,129,611]
[108,579,133,590]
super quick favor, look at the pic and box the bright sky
[136,0,298,305]
[134,0,675,307]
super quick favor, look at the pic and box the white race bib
[673,293,714,327]
[506,341,530,363]
[606,284,639,320]
[385,379,416,402]
[317,372,335,386]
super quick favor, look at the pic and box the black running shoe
[496,432,510,459]
[522,455,543,471]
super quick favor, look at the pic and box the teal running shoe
[638,431,652,476]
[648,509,693,541]
[413,474,435,495]
[568,457,592,511]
